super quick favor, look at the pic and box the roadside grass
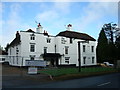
[38,67,118,77]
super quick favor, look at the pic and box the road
[16,73,120,88]
[3,73,120,88]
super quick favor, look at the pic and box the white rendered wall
[20,32,57,66]
[8,30,97,67]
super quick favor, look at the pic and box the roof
[56,31,96,41]
[8,29,34,48]
[8,32,21,48]
[26,29,35,33]
[42,53,61,58]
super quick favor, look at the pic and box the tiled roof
[56,31,96,41]
[8,32,21,48]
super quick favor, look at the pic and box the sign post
[25,60,46,75]
[28,67,37,74]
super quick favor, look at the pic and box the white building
[0,50,8,63]
[7,24,97,67]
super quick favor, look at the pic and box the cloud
[53,2,71,14]
[2,3,35,47]
[35,2,72,22]
[36,10,59,22]
[72,2,118,31]
[1,0,120,2]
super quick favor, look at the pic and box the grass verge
[38,67,119,81]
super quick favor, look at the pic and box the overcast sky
[0,0,119,48]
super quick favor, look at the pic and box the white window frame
[83,57,86,64]
[91,46,94,52]
[44,47,47,53]
[30,43,35,52]
[30,34,35,40]
[83,45,86,52]
[46,38,51,43]
[92,57,95,63]
[65,57,70,64]
[65,46,69,54]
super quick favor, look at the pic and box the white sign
[25,60,46,67]
[28,67,37,74]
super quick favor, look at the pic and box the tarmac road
[16,72,120,88]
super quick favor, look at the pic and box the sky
[0,0,119,48]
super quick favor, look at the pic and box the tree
[115,36,120,60]
[107,41,117,63]
[0,45,3,50]
[97,22,120,66]
[96,28,109,63]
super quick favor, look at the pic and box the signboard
[25,60,46,67]
[28,67,37,74]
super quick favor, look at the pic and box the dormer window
[30,34,35,40]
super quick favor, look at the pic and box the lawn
[38,67,118,77]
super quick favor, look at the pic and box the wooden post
[78,41,81,72]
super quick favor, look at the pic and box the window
[83,45,86,52]
[92,57,95,63]
[30,55,35,60]
[13,57,14,64]
[10,48,11,55]
[16,47,19,55]
[91,46,94,52]
[30,44,35,52]
[83,57,86,64]
[65,57,70,64]
[61,38,66,44]
[16,50,19,52]
[30,34,35,40]
[16,57,18,64]
[70,38,73,44]
[47,38,51,43]
[30,57,34,60]
[65,46,69,54]
[2,58,5,61]
[44,47,47,53]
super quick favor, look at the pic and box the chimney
[16,31,20,38]
[36,23,43,33]
[66,24,72,31]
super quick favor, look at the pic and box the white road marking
[97,82,111,86]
